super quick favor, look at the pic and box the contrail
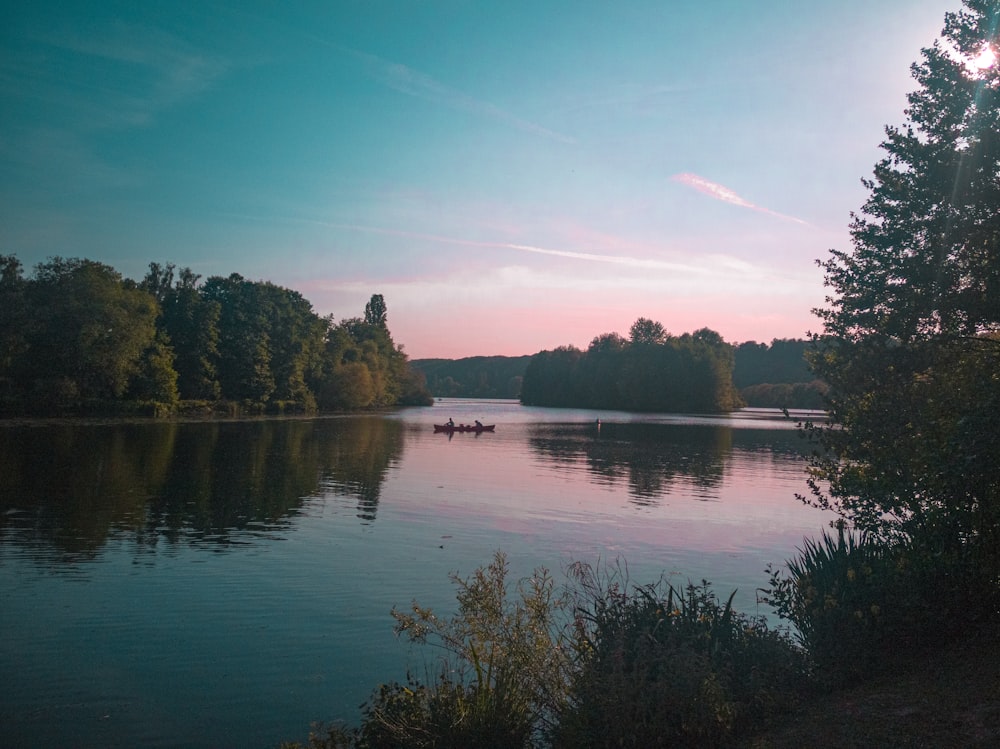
[276,217,704,273]
[672,173,809,226]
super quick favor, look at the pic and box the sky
[0,0,958,359]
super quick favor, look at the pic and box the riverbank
[743,621,1000,748]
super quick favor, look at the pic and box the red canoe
[433,423,496,433]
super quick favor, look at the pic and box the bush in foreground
[765,526,1000,687]
[284,553,807,749]
[553,563,807,748]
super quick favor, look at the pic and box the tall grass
[764,525,999,686]
[552,561,807,748]
[283,554,808,748]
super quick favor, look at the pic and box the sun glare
[969,44,996,71]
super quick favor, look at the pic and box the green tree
[128,330,180,407]
[806,1,1000,598]
[520,346,584,407]
[628,317,668,346]
[0,255,28,395]
[201,274,325,409]
[317,298,430,411]
[161,282,222,401]
[23,257,160,403]
[364,293,388,329]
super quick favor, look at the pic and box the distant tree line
[410,356,532,399]
[733,339,827,409]
[0,255,431,416]
[414,337,826,409]
[520,319,742,413]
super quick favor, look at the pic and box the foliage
[520,323,741,413]
[553,563,807,748]
[280,722,356,749]
[764,527,995,687]
[127,330,180,407]
[293,553,809,749]
[364,293,388,329]
[803,0,1000,607]
[739,380,827,409]
[360,552,572,748]
[413,340,820,406]
[411,355,531,399]
[0,257,431,415]
[520,346,585,408]
[628,317,668,345]
[17,257,160,407]
[154,266,222,401]
[0,254,28,398]
[732,339,814,389]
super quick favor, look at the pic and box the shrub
[553,562,806,748]
[285,554,811,748]
[764,527,999,686]
[359,551,572,748]
[357,673,534,749]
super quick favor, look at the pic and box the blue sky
[1,0,954,358]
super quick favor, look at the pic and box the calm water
[0,399,828,748]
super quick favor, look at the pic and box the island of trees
[413,333,827,410]
[520,321,741,412]
[0,257,432,417]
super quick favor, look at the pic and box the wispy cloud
[27,21,229,129]
[335,46,575,144]
[261,216,703,274]
[672,173,809,225]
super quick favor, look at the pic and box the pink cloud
[672,173,809,226]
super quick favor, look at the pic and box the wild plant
[359,551,573,748]
[762,525,992,685]
[553,560,806,748]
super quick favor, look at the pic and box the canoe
[433,424,496,433]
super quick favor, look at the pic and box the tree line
[733,339,827,408]
[414,339,827,409]
[520,319,742,413]
[0,255,431,416]
[411,355,532,399]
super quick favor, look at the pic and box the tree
[0,255,27,391]
[364,293,388,329]
[628,317,668,346]
[806,1,1000,594]
[588,332,627,353]
[128,330,180,406]
[23,258,160,402]
[160,281,222,401]
[201,274,325,409]
[317,297,431,411]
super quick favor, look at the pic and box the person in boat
[474,419,482,428]
[447,418,455,427]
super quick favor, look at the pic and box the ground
[744,621,1000,748]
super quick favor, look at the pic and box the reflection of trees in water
[0,422,177,558]
[147,420,323,543]
[314,416,405,523]
[529,423,732,505]
[0,416,406,561]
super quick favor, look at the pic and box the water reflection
[529,422,799,505]
[312,416,405,523]
[0,413,808,562]
[0,417,405,559]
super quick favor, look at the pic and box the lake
[0,399,830,748]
